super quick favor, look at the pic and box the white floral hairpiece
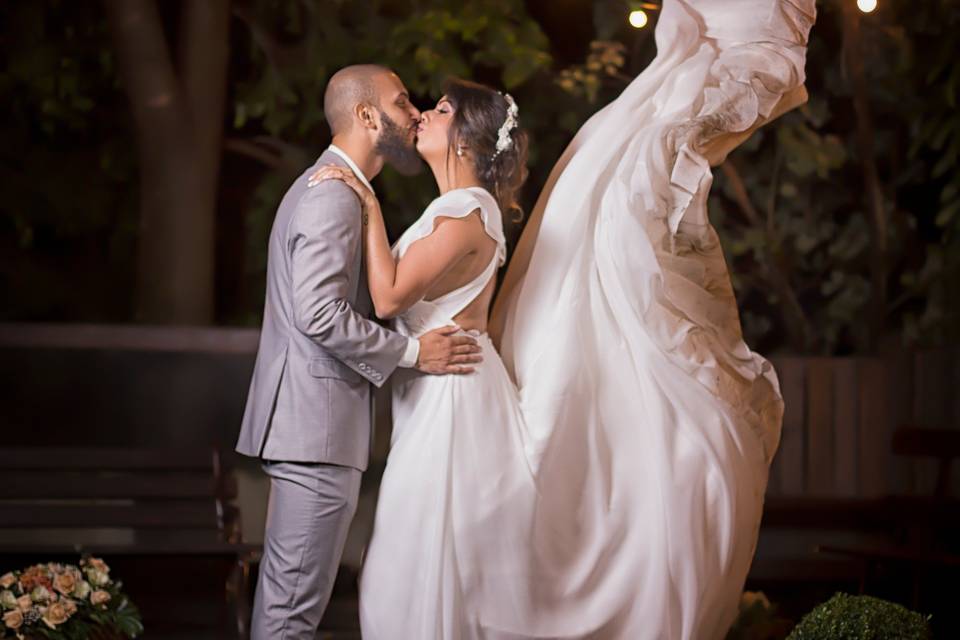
[492,93,519,160]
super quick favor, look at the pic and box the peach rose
[90,590,111,607]
[63,598,78,616]
[42,601,69,628]
[2,609,23,630]
[19,564,53,591]
[0,573,14,589]
[53,571,77,596]
[16,594,32,612]
[84,558,110,573]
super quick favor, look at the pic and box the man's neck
[330,135,383,181]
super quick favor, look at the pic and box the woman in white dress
[312,78,551,638]
[311,1,816,637]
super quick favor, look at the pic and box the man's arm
[290,180,410,386]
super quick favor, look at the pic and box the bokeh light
[629,10,649,29]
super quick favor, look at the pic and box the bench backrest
[892,427,960,498]
[0,447,240,543]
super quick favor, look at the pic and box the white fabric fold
[362,1,816,638]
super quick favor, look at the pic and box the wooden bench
[754,428,960,585]
[813,427,960,606]
[0,447,260,637]
[891,426,960,498]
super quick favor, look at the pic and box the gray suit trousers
[251,461,362,640]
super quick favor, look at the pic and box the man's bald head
[324,64,392,136]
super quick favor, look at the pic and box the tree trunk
[842,3,887,351]
[103,0,229,324]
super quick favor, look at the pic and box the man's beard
[375,110,423,176]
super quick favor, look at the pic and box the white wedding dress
[360,1,816,638]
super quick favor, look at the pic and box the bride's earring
[456,145,465,157]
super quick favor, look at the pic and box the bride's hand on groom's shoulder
[307,165,377,212]
[416,325,483,376]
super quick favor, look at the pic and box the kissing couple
[237,2,816,638]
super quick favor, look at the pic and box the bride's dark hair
[442,78,529,221]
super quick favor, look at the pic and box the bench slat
[892,427,960,458]
[0,504,221,529]
[0,448,218,471]
[763,497,960,528]
[0,540,260,557]
[0,473,236,500]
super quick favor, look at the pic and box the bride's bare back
[421,210,499,333]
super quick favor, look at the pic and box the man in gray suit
[236,65,481,639]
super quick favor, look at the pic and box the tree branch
[223,136,308,172]
[720,159,762,226]
[720,158,814,351]
[223,137,284,168]
[231,3,300,70]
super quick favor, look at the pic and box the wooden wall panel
[832,359,858,497]
[806,358,835,495]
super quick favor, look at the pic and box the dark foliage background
[1,0,957,354]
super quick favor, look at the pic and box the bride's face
[416,96,457,162]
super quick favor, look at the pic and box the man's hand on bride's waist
[417,325,482,375]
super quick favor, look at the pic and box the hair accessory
[492,93,519,160]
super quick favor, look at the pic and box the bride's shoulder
[396,187,506,258]
[412,188,504,241]
[427,187,500,220]
[429,188,506,253]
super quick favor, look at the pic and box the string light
[857,0,877,12]
[629,9,649,28]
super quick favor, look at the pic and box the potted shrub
[787,592,931,640]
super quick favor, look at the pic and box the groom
[236,64,482,639]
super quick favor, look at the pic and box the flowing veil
[486,1,816,637]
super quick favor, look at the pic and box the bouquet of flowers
[0,557,142,639]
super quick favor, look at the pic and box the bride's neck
[428,155,483,195]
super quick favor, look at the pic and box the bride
[311,1,815,637]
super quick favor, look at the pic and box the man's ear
[355,103,378,130]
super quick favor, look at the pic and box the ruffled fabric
[393,186,506,267]
[488,1,815,637]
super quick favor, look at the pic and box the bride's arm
[310,166,481,319]
[363,198,483,319]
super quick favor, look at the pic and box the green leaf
[941,179,959,203]
[935,199,960,227]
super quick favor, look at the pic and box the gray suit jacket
[236,150,409,470]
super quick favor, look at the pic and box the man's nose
[410,105,422,120]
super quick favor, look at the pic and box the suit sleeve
[290,180,410,386]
